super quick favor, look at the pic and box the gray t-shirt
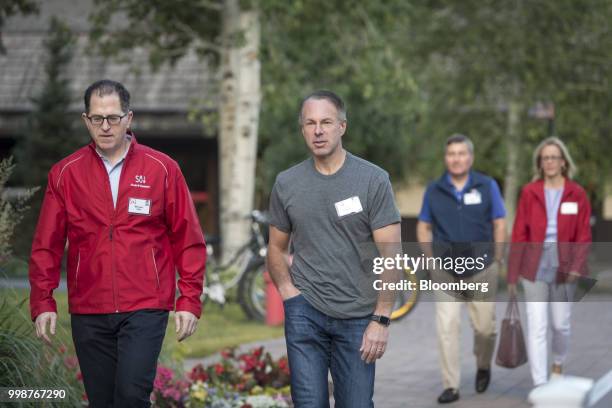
[269,152,401,318]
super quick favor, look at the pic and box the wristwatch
[371,314,391,327]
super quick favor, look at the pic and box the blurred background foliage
[1,0,611,251]
[87,0,612,207]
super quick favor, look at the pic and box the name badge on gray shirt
[335,196,363,217]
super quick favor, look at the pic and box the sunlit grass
[1,288,283,362]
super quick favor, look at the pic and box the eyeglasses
[540,155,563,162]
[86,113,127,126]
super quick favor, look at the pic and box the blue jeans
[284,294,375,408]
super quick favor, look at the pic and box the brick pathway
[186,291,612,407]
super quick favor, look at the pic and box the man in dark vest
[416,134,506,404]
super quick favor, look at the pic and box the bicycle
[390,268,420,321]
[201,210,269,321]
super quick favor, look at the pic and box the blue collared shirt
[96,138,131,209]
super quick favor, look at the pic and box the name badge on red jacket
[560,202,578,215]
[128,198,151,215]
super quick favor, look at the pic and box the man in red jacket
[29,79,206,407]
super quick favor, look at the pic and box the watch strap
[371,314,391,326]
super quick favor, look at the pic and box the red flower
[252,347,263,358]
[278,357,290,374]
[63,356,79,370]
[58,345,67,354]
[240,355,257,372]
[214,363,224,375]
[76,371,83,382]
[189,364,209,382]
[82,392,88,401]
[153,365,175,390]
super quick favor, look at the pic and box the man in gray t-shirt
[267,90,401,407]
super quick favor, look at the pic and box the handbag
[495,294,528,368]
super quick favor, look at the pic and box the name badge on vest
[128,198,151,215]
[335,196,363,217]
[463,189,482,205]
[560,201,578,215]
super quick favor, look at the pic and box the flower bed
[152,347,291,408]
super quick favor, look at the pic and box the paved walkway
[372,292,612,407]
[5,276,610,406]
[187,291,612,408]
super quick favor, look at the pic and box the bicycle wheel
[390,269,419,321]
[237,257,266,321]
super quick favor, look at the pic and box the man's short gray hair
[298,90,347,125]
[445,133,474,155]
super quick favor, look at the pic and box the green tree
[257,1,422,198]
[401,0,612,221]
[12,17,81,257]
[90,0,262,260]
[88,1,424,202]
[87,0,612,224]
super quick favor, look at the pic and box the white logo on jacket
[130,174,151,189]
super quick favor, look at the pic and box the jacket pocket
[74,250,81,292]
[150,247,160,289]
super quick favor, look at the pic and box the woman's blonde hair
[532,136,577,180]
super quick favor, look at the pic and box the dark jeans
[71,309,169,408]
[284,294,375,408]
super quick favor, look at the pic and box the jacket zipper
[75,250,81,292]
[151,248,160,288]
[96,143,133,314]
[103,157,119,313]
[110,220,118,313]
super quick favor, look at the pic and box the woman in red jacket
[508,137,591,387]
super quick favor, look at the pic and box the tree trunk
[503,100,521,235]
[218,0,261,261]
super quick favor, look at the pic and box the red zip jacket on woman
[508,178,591,284]
[29,134,206,320]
